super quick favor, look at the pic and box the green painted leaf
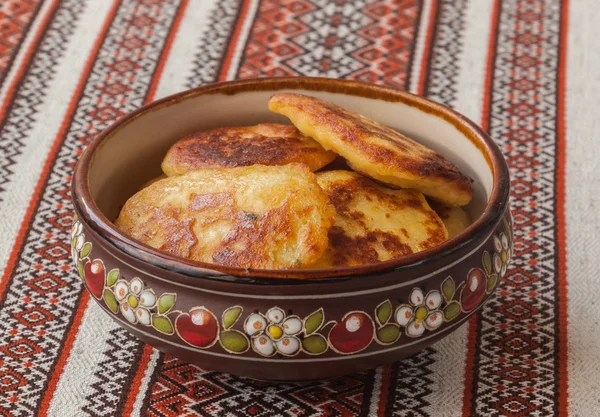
[302,334,328,354]
[103,289,119,313]
[444,301,461,321]
[106,269,120,287]
[80,242,92,258]
[377,324,400,344]
[152,315,174,335]
[222,306,242,329]
[376,300,392,325]
[158,293,176,314]
[304,308,324,335]
[77,261,85,281]
[482,251,492,276]
[486,274,498,294]
[441,276,455,302]
[220,330,249,353]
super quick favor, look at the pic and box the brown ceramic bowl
[71,77,512,381]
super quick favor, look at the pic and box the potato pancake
[428,200,471,239]
[115,164,336,270]
[161,123,336,176]
[268,93,473,206]
[308,170,448,268]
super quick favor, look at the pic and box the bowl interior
[78,79,503,280]
[89,89,492,226]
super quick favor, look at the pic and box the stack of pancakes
[115,94,473,272]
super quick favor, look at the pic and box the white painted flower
[130,278,144,295]
[493,233,511,278]
[244,307,302,357]
[252,334,275,356]
[275,336,300,355]
[139,290,156,308]
[244,313,267,336]
[115,278,153,326]
[114,281,129,302]
[395,288,444,337]
[135,307,151,326]
[120,302,136,324]
[70,220,85,266]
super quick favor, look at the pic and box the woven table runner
[0,0,596,416]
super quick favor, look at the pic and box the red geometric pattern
[147,356,372,417]
[236,0,421,90]
[494,396,539,417]
[25,272,67,295]
[0,338,42,360]
[0,0,42,83]
[47,212,74,232]
[13,306,55,327]
[467,0,564,414]
[0,370,26,394]
[36,241,70,261]
[498,299,539,322]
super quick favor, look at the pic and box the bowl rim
[73,76,510,281]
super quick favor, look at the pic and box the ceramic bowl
[71,77,512,381]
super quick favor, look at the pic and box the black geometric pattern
[81,326,145,416]
[423,0,467,106]
[185,0,242,88]
[389,348,436,416]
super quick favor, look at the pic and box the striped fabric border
[0,0,585,415]
[462,1,569,416]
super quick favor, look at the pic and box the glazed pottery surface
[71,77,512,381]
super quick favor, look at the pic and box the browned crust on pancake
[269,93,473,206]
[162,123,336,175]
[115,164,336,270]
[309,170,448,268]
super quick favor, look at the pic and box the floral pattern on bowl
[70,215,514,358]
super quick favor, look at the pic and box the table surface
[0,0,597,416]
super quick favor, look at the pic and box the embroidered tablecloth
[0,0,596,416]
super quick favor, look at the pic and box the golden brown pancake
[115,164,336,270]
[307,170,448,268]
[161,123,336,176]
[268,93,473,206]
[428,200,471,239]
